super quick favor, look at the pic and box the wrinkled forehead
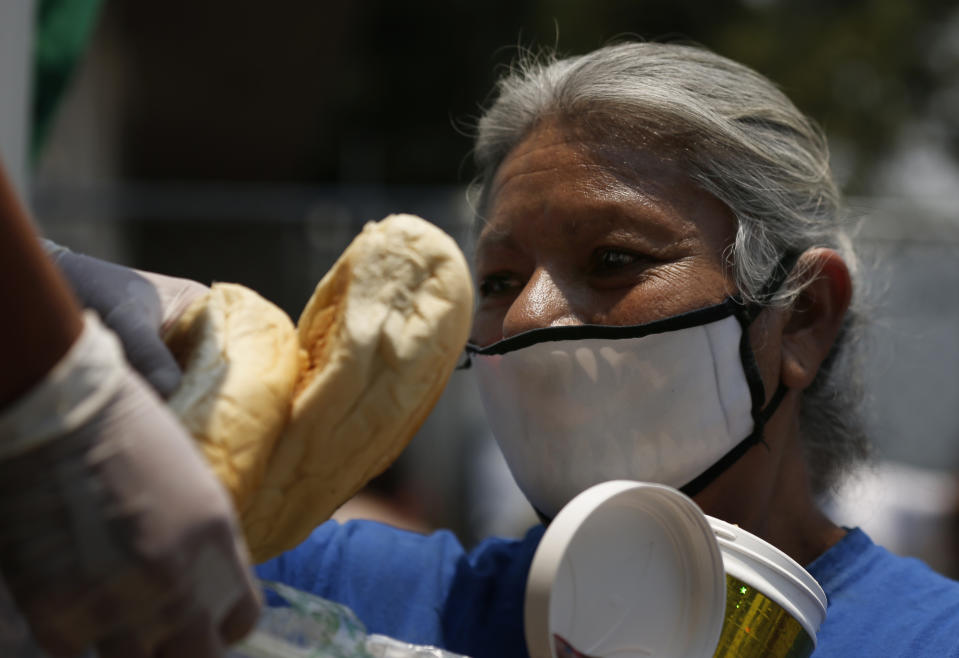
[474,114,704,227]
[475,117,736,258]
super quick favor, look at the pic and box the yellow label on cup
[713,575,815,658]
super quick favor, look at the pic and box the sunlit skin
[471,119,850,566]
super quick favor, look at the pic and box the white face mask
[465,271,793,520]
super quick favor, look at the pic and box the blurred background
[3,0,959,575]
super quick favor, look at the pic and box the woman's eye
[478,273,519,298]
[593,248,641,272]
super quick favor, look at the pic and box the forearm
[0,162,83,407]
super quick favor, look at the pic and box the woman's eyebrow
[572,197,697,249]
[474,226,520,257]
[475,203,694,258]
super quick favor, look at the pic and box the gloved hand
[0,313,261,657]
[43,240,208,397]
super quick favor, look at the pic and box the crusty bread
[240,214,474,561]
[165,214,473,563]
[164,283,301,511]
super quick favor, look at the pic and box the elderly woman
[466,42,860,562]
[279,42,958,655]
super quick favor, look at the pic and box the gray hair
[471,41,868,496]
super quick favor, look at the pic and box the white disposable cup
[708,516,827,656]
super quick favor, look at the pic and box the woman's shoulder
[254,519,545,597]
[256,519,463,584]
[809,527,959,595]
[809,528,959,657]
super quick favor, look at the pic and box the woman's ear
[780,248,852,391]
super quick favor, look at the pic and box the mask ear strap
[681,379,791,497]
[738,249,801,439]
[683,252,800,498]
[757,381,789,426]
[739,250,802,325]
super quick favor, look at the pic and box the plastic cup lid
[524,480,726,658]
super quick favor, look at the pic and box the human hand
[46,242,208,397]
[0,314,261,657]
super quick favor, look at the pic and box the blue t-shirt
[256,521,959,657]
[807,527,959,657]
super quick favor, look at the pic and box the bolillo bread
[164,283,301,511]
[240,213,474,560]
[165,214,474,563]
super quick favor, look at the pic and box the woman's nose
[501,268,580,338]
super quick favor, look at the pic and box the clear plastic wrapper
[230,580,469,658]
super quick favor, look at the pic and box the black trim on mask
[680,381,789,497]
[680,251,800,496]
[735,306,770,436]
[678,303,771,501]
[461,299,736,363]
[458,251,801,366]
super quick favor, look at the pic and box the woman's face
[471,121,740,346]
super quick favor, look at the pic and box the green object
[714,574,815,658]
[31,0,102,160]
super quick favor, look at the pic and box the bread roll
[165,214,473,563]
[165,283,301,511]
[241,214,474,561]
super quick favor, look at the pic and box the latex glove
[43,240,208,397]
[0,313,261,657]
